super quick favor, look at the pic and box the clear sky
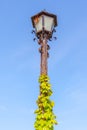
[0,0,87,130]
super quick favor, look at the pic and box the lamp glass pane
[44,15,54,32]
[34,16,42,33]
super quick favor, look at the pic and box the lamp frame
[31,11,57,39]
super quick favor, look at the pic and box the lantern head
[31,11,57,39]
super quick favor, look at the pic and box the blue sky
[0,0,87,130]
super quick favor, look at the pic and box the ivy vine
[34,75,58,130]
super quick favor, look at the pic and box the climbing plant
[34,75,58,130]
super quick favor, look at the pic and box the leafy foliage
[34,75,58,130]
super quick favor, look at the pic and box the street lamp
[31,10,57,75]
[31,11,58,130]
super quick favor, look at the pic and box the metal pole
[40,37,48,75]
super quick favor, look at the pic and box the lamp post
[31,11,58,130]
[31,11,57,75]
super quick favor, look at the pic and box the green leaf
[34,75,58,130]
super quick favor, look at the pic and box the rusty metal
[31,11,57,75]
[31,11,57,28]
[37,33,50,75]
[40,37,48,75]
